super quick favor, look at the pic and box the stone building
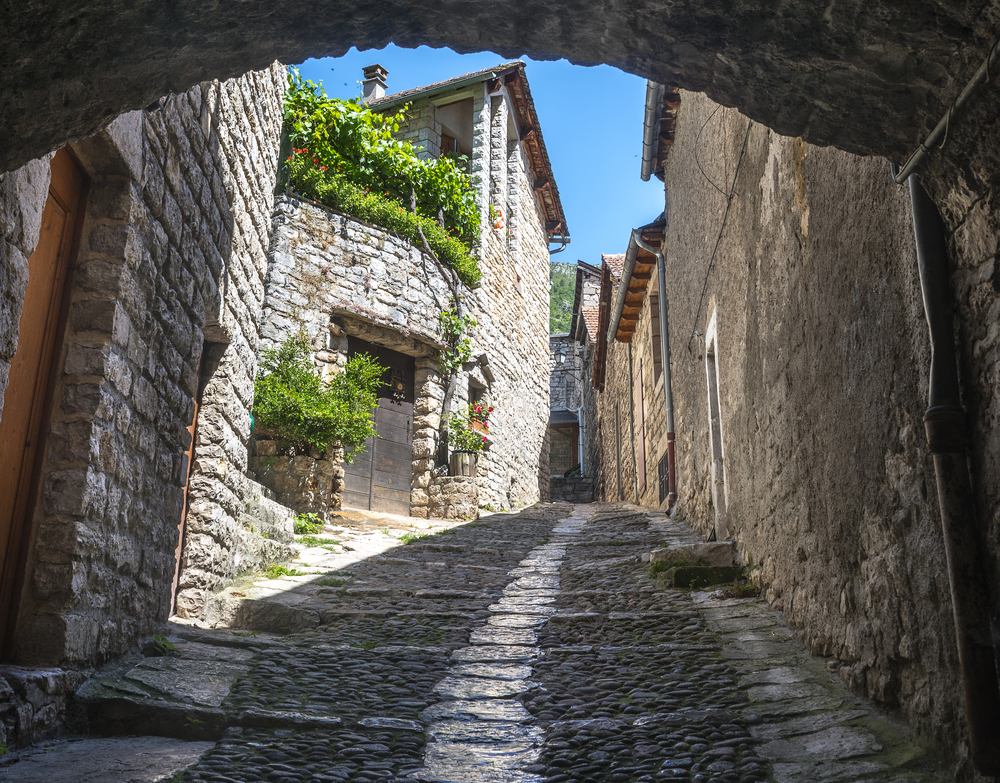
[0,63,292,741]
[255,61,564,520]
[0,55,564,731]
[548,261,599,501]
[589,83,1000,776]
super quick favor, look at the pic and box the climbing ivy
[282,71,482,286]
[438,305,477,374]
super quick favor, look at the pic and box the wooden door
[342,339,414,515]
[0,149,86,650]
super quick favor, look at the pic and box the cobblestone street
[0,504,946,783]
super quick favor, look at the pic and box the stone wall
[260,76,551,515]
[171,68,287,618]
[0,158,52,411]
[249,440,344,520]
[549,334,584,411]
[549,476,594,503]
[593,90,993,774]
[0,64,286,663]
[428,476,478,520]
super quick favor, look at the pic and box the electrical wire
[687,119,754,351]
[694,105,728,197]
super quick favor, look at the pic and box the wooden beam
[520,127,535,141]
[533,177,549,191]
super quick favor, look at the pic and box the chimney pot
[362,64,389,102]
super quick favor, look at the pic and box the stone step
[653,565,745,589]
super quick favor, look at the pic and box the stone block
[649,542,735,568]
[654,565,744,589]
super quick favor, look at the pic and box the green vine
[439,305,477,374]
[282,70,482,287]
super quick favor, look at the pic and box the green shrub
[253,334,386,460]
[283,71,482,287]
[293,512,324,535]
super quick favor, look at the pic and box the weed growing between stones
[648,556,710,577]
[297,535,340,549]
[294,513,325,535]
[265,565,304,579]
[317,576,353,587]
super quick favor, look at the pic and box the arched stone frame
[704,307,729,542]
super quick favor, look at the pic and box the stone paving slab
[31,501,950,783]
[0,736,214,782]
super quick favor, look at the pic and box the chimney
[362,64,389,102]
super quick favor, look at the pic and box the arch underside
[1,0,1000,206]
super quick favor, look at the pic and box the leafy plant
[438,306,477,374]
[294,512,324,535]
[399,532,431,545]
[253,333,386,459]
[152,634,179,657]
[283,71,481,286]
[449,402,493,452]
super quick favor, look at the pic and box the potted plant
[448,403,493,476]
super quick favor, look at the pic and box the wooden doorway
[342,338,415,516]
[0,149,87,653]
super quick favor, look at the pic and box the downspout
[640,81,664,182]
[633,231,677,513]
[898,166,1000,775]
[577,405,585,475]
[626,344,639,503]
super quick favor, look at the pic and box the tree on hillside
[550,262,575,333]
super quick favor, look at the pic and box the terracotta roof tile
[581,305,601,343]
[602,253,626,281]
[367,61,525,108]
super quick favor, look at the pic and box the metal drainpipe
[900,167,1000,774]
[626,344,640,503]
[633,231,677,513]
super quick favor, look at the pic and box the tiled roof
[367,62,525,109]
[369,61,569,243]
[602,253,625,281]
[581,305,601,343]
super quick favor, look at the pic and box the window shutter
[650,294,662,385]
[634,357,646,496]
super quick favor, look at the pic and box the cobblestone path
[0,503,947,783]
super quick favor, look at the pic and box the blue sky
[295,45,665,268]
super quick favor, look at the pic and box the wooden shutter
[650,294,662,385]
[634,357,645,496]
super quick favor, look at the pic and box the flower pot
[450,450,478,477]
[471,421,487,434]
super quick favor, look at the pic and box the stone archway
[2,0,1000,204]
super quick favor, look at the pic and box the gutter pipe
[898,165,1000,774]
[894,38,1000,184]
[640,81,664,182]
[633,231,677,512]
[607,235,640,344]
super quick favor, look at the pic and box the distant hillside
[550,262,575,334]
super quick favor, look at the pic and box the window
[634,357,646,496]
[650,293,662,385]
